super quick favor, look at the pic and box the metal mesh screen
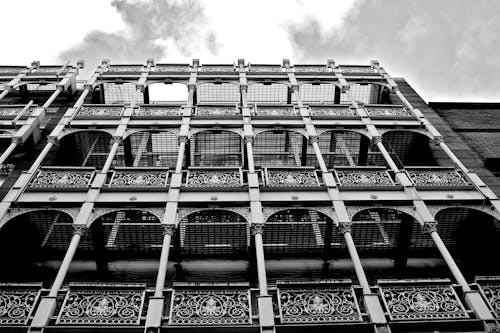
[114,131,179,167]
[263,209,331,257]
[247,83,289,104]
[293,83,337,104]
[54,131,114,168]
[253,130,315,167]
[340,84,380,104]
[103,82,144,104]
[177,210,249,258]
[382,131,437,167]
[351,209,401,254]
[317,131,385,167]
[196,82,240,104]
[190,130,243,167]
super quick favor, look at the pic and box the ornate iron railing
[0,66,27,74]
[334,167,395,188]
[76,105,124,118]
[30,168,95,188]
[133,104,182,117]
[378,279,468,321]
[264,167,320,187]
[475,276,500,318]
[293,65,330,73]
[247,65,283,73]
[56,283,146,325]
[154,64,190,72]
[0,104,36,119]
[338,66,376,74]
[200,65,235,73]
[186,167,243,187]
[308,105,356,118]
[195,105,240,116]
[109,168,168,187]
[107,65,144,73]
[252,104,299,117]
[169,284,252,326]
[277,280,362,324]
[0,164,14,176]
[365,105,413,118]
[0,283,42,325]
[405,167,473,188]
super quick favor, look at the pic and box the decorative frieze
[109,169,168,187]
[308,105,355,117]
[77,105,124,117]
[405,168,472,187]
[169,288,251,325]
[378,281,468,321]
[133,105,181,117]
[30,168,94,188]
[265,168,320,187]
[196,105,240,116]
[187,168,243,187]
[335,168,394,187]
[0,284,41,325]
[365,105,412,118]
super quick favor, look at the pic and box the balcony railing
[251,104,300,117]
[108,168,169,188]
[338,65,377,75]
[186,167,244,187]
[132,104,182,118]
[247,64,284,73]
[106,65,144,73]
[56,283,146,325]
[378,279,469,321]
[0,104,36,120]
[334,167,395,189]
[76,104,124,119]
[0,66,27,74]
[29,167,95,189]
[308,104,356,118]
[293,65,331,73]
[199,65,236,73]
[194,104,241,117]
[475,276,500,318]
[276,280,363,324]
[405,167,473,188]
[364,105,413,119]
[153,64,191,73]
[0,283,42,325]
[263,167,320,187]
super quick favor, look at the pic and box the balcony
[262,167,321,188]
[28,167,95,190]
[106,167,169,190]
[475,276,500,319]
[334,167,397,190]
[0,104,36,120]
[0,283,42,325]
[185,167,244,188]
[75,105,124,119]
[405,167,474,189]
[364,104,414,119]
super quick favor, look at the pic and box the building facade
[0,59,499,333]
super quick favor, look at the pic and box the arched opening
[0,210,73,285]
[382,131,442,167]
[148,82,188,104]
[253,130,316,167]
[190,130,243,167]
[173,210,250,282]
[317,130,385,168]
[115,130,179,168]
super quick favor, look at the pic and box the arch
[316,129,385,168]
[381,130,439,167]
[176,209,249,258]
[46,130,115,169]
[189,129,244,167]
[263,208,335,257]
[117,130,179,168]
[253,129,316,168]
[147,82,188,103]
[196,81,240,104]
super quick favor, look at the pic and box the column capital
[251,223,265,235]
[47,136,59,145]
[422,221,438,234]
[308,136,319,144]
[432,136,444,145]
[371,136,382,144]
[72,224,88,236]
[338,222,352,234]
[112,136,123,145]
[161,224,176,236]
[178,136,189,145]
[244,136,254,144]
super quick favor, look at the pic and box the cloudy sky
[2,0,500,102]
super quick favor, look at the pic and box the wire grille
[253,130,316,167]
[382,131,437,167]
[293,83,337,104]
[247,83,289,104]
[177,210,249,258]
[351,209,402,254]
[317,131,385,167]
[103,83,144,104]
[340,84,380,104]
[263,209,331,257]
[114,131,179,168]
[53,131,114,168]
[196,82,240,104]
[190,130,243,167]
[26,83,58,92]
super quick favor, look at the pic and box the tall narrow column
[252,224,268,296]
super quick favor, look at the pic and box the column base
[257,295,275,333]
[464,290,495,320]
[144,296,165,332]
[374,323,392,333]
[28,296,58,333]
[363,293,387,324]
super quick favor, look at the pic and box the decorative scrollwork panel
[308,106,354,117]
[196,105,240,116]
[187,169,242,187]
[77,106,124,117]
[406,169,472,187]
[265,168,319,187]
[338,66,375,74]
[278,286,362,324]
[169,289,251,325]
[109,170,168,187]
[30,169,94,188]
[0,285,41,325]
[476,277,500,318]
[365,106,412,118]
[336,169,394,187]
[254,106,299,117]
[133,105,181,117]
[379,284,468,321]
[57,288,145,325]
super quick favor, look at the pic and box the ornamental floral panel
[0,106,35,117]
[365,106,412,118]
[0,164,14,176]
[154,64,190,72]
[107,65,144,72]
[187,169,242,187]
[169,289,251,325]
[379,284,468,321]
[133,106,181,117]
[200,65,235,72]
[406,169,472,187]
[309,106,355,117]
[78,106,124,117]
[196,105,240,116]
[0,285,41,325]
[109,170,168,187]
[293,65,330,73]
[265,169,320,187]
[338,66,375,74]
[254,106,299,117]
[248,65,283,73]
[57,288,145,325]
[31,169,94,188]
[336,169,394,187]
[476,278,500,318]
[278,287,362,324]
